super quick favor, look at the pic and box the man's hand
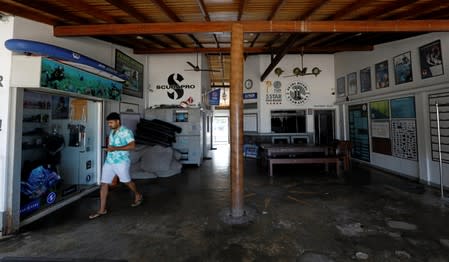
[104,146,116,152]
[104,141,135,152]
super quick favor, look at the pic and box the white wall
[335,32,449,185]
[251,54,336,133]
[0,16,14,227]
[243,55,260,104]
[148,54,204,107]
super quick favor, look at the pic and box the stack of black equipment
[135,118,182,147]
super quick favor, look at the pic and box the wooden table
[259,144,339,176]
[259,143,331,158]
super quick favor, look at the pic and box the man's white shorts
[101,162,131,184]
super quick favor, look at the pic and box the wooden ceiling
[1,0,449,86]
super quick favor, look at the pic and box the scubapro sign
[286,81,310,105]
[155,73,196,100]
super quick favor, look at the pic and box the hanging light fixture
[284,47,321,77]
[222,88,227,101]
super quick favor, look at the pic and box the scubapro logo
[156,73,196,100]
[286,81,310,104]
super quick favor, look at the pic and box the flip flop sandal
[88,210,108,220]
[131,198,143,207]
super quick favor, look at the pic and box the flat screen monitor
[174,111,189,122]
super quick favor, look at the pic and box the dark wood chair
[335,140,352,171]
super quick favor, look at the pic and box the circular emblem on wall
[273,81,282,93]
[245,79,253,89]
[286,81,310,104]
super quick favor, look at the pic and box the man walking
[89,112,143,219]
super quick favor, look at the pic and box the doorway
[213,116,229,145]
[314,110,335,145]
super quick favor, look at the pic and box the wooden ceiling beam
[13,0,89,24]
[250,34,260,47]
[150,0,199,48]
[324,33,363,46]
[293,33,321,48]
[195,0,219,48]
[260,34,300,81]
[196,0,211,22]
[362,0,420,20]
[55,21,230,35]
[305,33,341,47]
[105,0,150,22]
[264,33,282,48]
[0,2,60,25]
[164,35,184,48]
[250,0,287,47]
[151,0,180,22]
[133,45,373,54]
[57,0,118,23]
[98,36,146,50]
[54,20,449,36]
[328,0,372,20]
[143,36,172,48]
[106,0,181,48]
[296,0,330,20]
[385,0,446,19]
[268,0,288,20]
[237,0,247,21]
[414,3,449,19]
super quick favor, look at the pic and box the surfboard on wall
[4,38,128,82]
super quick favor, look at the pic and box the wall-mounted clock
[245,79,253,89]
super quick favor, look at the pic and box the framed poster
[393,51,413,85]
[391,97,416,118]
[370,100,390,119]
[115,49,144,98]
[51,96,69,119]
[375,60,389,89]
[360,67,371,93]
[371,121,390,138]
[336,76,346,97]
[347,72,357,95]
[391,120,417,160]
[419,40,444,79]
[348,104,370,162]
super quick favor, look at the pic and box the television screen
[174,111,189,122]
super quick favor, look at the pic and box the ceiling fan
[185,51,221,72]
[284,49,321,77]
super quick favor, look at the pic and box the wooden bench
[268,157,341,177]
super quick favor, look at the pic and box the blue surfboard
[4,39,128,82]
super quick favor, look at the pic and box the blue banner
[209,88,221,105]
[243,93,257,100]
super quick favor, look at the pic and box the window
[271,110,306,133]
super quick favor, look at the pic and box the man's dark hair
[106,112,121,121]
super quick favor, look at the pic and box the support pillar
[230,23,244,217]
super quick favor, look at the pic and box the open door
[314,110,335,145]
